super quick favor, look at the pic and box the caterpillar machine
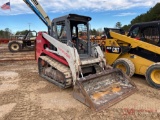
[23,0,137,111]
[103,21,160,89]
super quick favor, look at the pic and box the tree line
[1,3,160,38]
[0,29,32,38]
[0,28,12,38]
[90,28,103,36]
[122,3,160,31]
[91,2,160,35]
[0,27,104,38]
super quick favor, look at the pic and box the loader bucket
[73,68,137,111]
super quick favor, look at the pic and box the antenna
[28,23,31,31]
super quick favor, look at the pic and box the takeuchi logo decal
[58,47,70,59]
[37,40,41,43]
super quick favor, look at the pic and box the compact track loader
[102,21,160,89]
[23,0,137,111]
[36,14,137,111]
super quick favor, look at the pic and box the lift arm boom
[23,0,52,33]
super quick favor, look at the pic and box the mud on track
[0,60,160,120]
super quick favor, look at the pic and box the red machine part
[0,38,9,44]
[36,32,69,66]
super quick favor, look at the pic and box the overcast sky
[0,0,160,33]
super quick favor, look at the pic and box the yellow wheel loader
[103,21,160,89]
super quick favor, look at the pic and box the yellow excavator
[101,22,160,89]
[23,0,137,111]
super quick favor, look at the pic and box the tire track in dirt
[0,44,35,61]
[1,61,160,119]
[132,75,160,100]
[0,90,20,106]
[1,68,42,120]
[4,92,42,120]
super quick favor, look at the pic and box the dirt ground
[0,44,35,61]
[0,44,160,120]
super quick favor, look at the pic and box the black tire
[8,41,21,52]
[145,63,160,89]
[112,58,135,77]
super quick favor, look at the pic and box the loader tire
[8,41,21,52]
[145,63,160,89]
[112,58,135,77]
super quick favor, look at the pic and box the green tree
[90,28,98,36]
[0,28,12,38]
[115,22,122,28]
[122,3,160,32]
[97,28,103,36]
[15,30,30,35]
[122,24,131,32]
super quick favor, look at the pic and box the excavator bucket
[73,68,137,111]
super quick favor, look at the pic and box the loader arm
[42,33,107,84]
[42,33,80,84]
[110,31,160,54]
[23,0,51,33]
